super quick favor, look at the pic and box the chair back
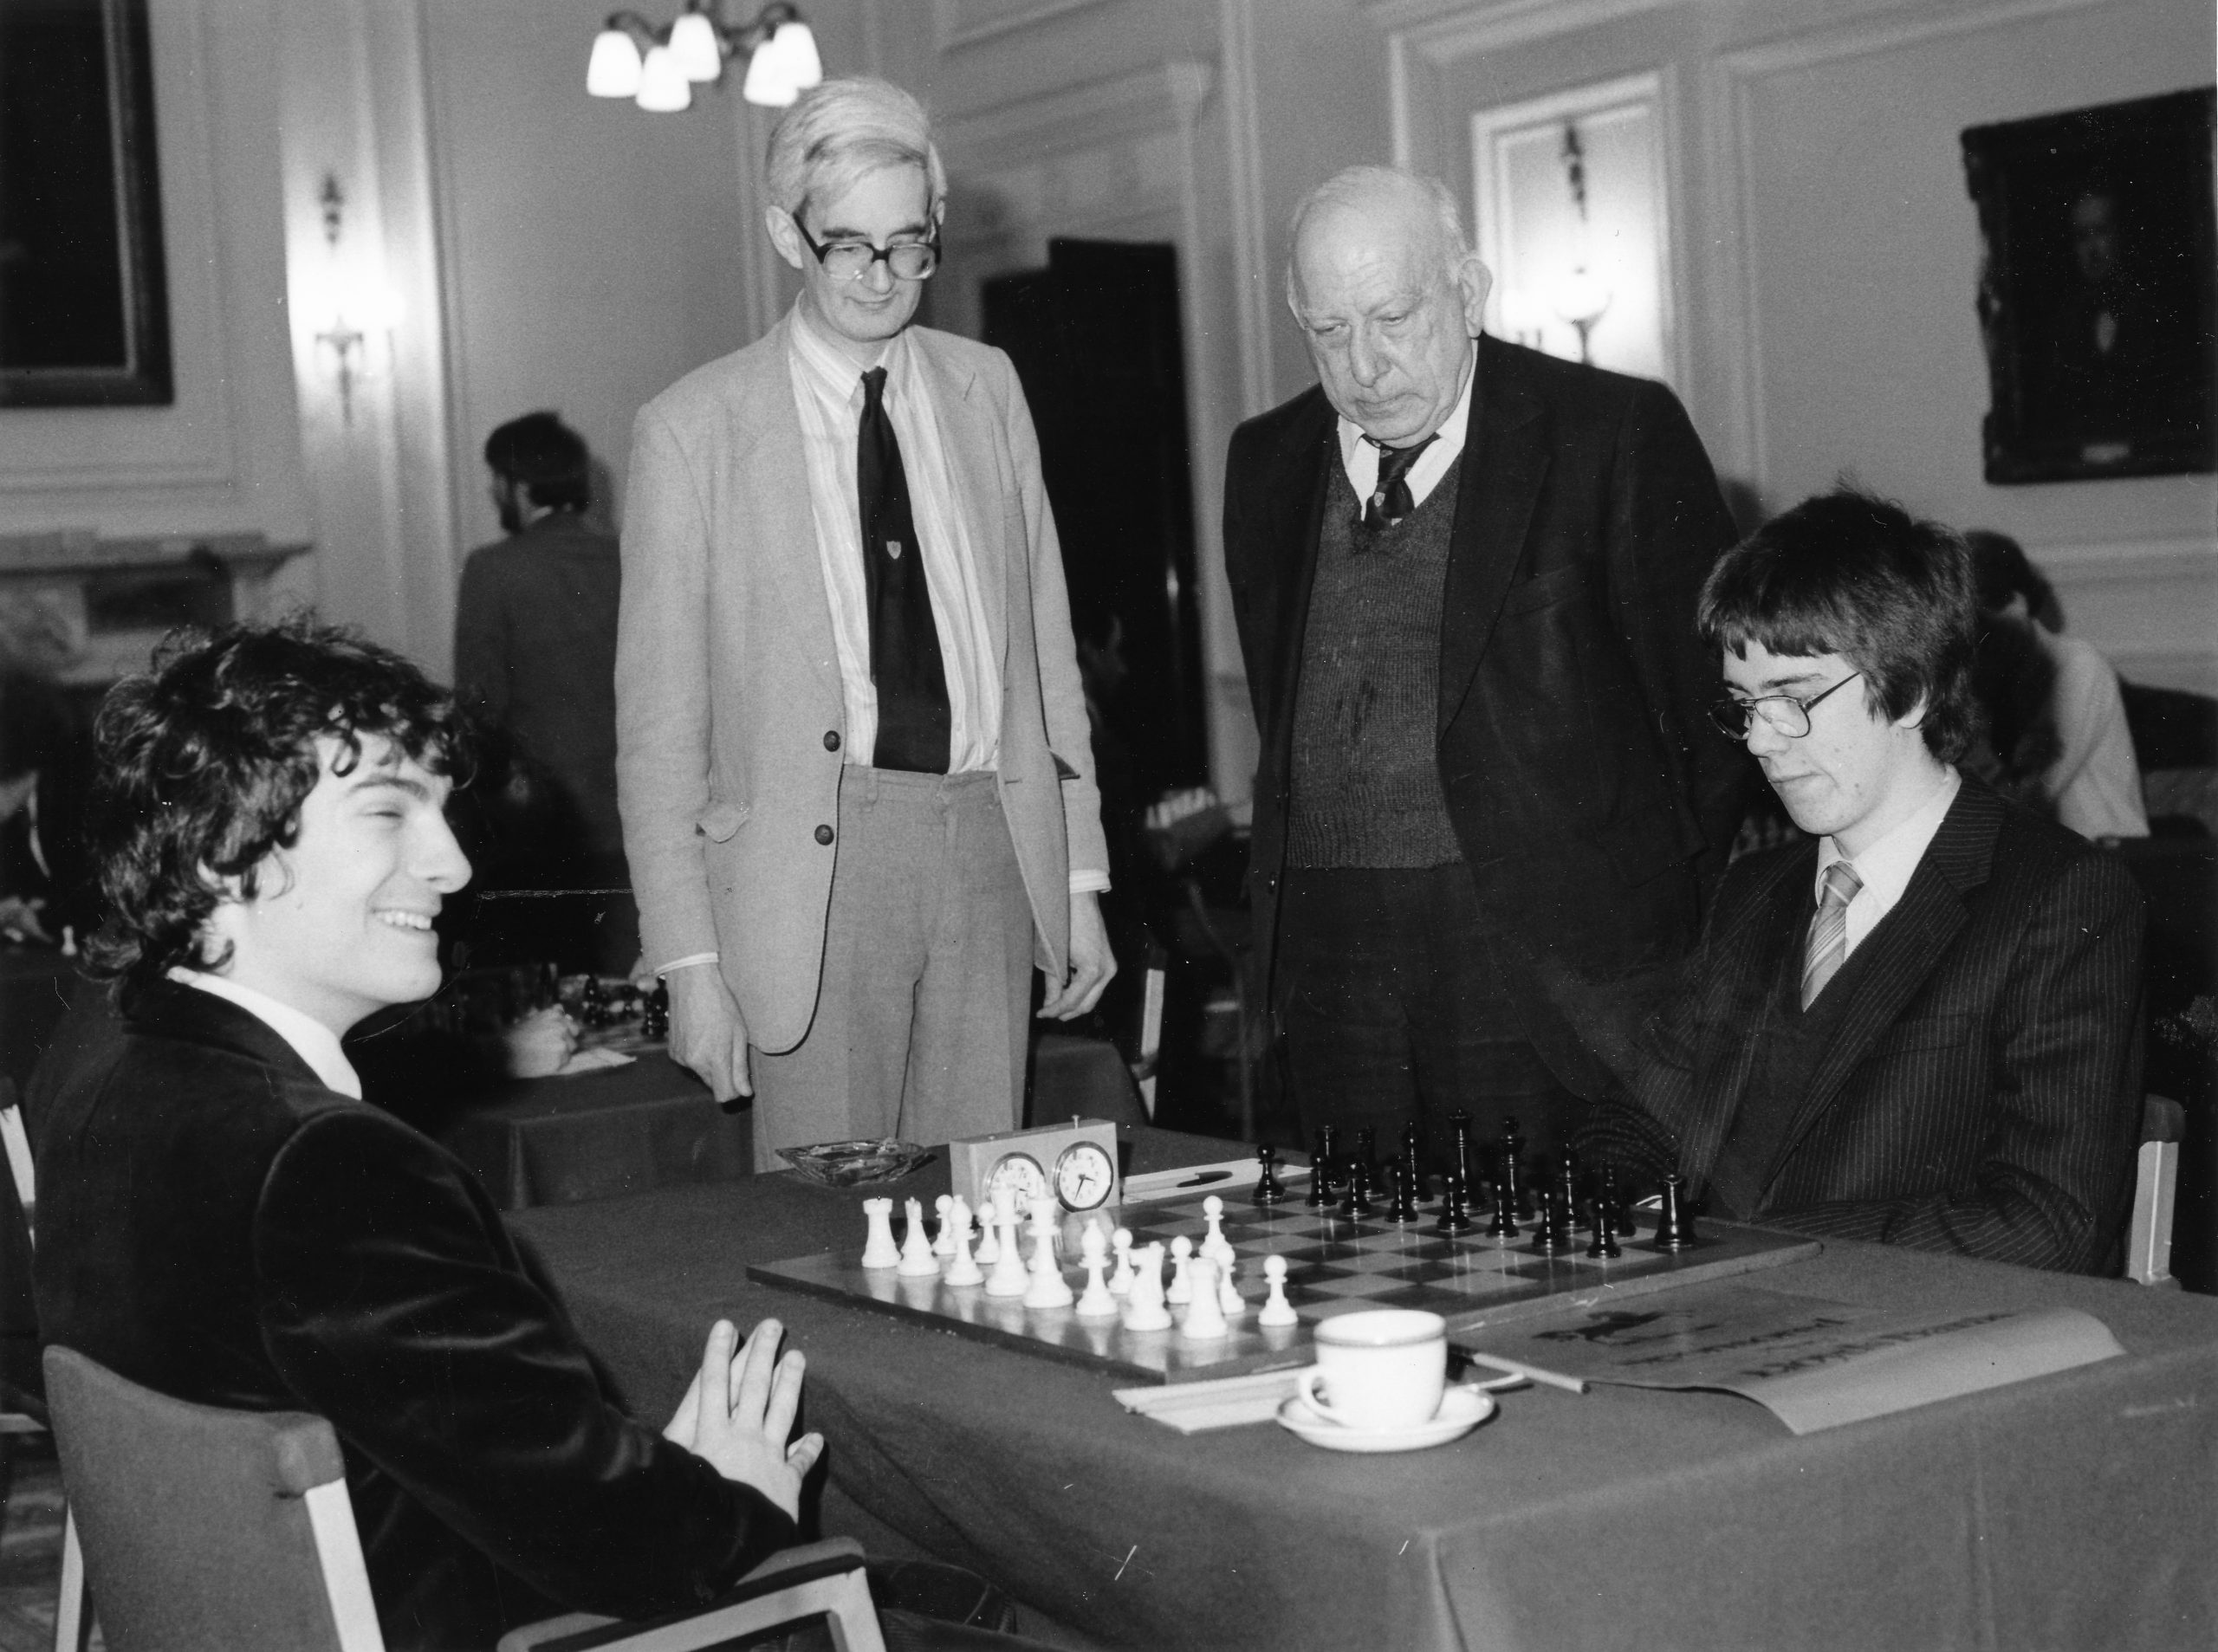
[42,1345,384,1652]
[2,1090,35,1245]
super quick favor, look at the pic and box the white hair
[1284,165,1473,304]
[764,75,947,224]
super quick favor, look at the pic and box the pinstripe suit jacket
[1578,778,2145,1272]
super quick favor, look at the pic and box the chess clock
[950,1118,1121,1215]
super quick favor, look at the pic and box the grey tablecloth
[511,1134,2218,1651]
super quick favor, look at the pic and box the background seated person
[28,619,827,1650]
[1577,490,2145,1273]
[1964,528,2148,840]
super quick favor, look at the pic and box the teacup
[1298,1309,1448,1430]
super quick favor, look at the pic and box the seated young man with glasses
[1577,489,2145,1272]
[616,75,1112,1165]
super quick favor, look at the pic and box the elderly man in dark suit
[1578,490,2145,1272]
[1224,164,1749,1166]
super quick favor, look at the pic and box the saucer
[1274,1386,1495,1454]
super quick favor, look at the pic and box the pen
[1174,1170,1234,1188]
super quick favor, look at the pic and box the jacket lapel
[1264,409,1337,749]
[1761,782,2001,1191]
[909,334,1008,670]
[1680,847,1811,1182]
[1438,337,1550,733]
[739,316,839,651]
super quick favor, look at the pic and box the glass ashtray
[777,1138,934,1188]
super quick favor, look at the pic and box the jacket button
[823,730,840,751]
[814,824,834,845]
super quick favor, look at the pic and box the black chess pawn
[1527,1186,1562,1256]
[641,980,671,1040]
[1385,1160,1422,1224]
[1485,1171,1520,1239]
[1651,1174,1697,1253]
[1601,1166,1636,1238]
[1254,1143,1287,1205]
[1436,1168,1475,1235]
[1355,1126,1379,1189]
[1586,1199,1623,1259]
[1307,1128,1335,1207]
[1342,1155,1378,1219]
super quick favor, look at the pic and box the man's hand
[501,1005,577,1079]
[1038,891,1116,1020]
[663,1318,820,1523]
[0,896,53,947]
[665,965,752,1099]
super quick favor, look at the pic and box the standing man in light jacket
[617,76,1112,1161]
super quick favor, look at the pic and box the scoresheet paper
[1455,1281,2123,1434]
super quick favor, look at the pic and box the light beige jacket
[616,314,1108,1053]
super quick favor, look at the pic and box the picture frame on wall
[0,0,172,407]
[1961,87,2215,484]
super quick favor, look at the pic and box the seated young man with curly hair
[1577,489,2145,1273]
[28,621,1050,1651]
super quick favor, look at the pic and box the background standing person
[1223,164,1748,1168]
[617,77,1112,1163]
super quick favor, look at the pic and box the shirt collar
[168,968,364,1099]
[1335,338,1477,476]
[788,299,911,405]
[1816,765,1962,911]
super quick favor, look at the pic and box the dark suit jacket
[29,981,794,1651]
[1578,779,2146,1273]
[1224,338,1751,1095]
[454,513,626,864]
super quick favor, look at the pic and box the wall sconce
[309,172,399,426]
[587,3,821,112]
[1549,122,1613,366]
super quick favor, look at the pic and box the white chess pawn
[1216,1253,1244,1316]
[974,1191,1003,1266]
[860,1197,900,1269]
[1166,1235,1194,1305]
[943,1195,984,1286]
[932,1194,958,1257]
[1074,1224,1119,1318]
[985,1200,1029,1297]
[897,1197,940,1278]
[1178,1257,1229,1341]
[1107,1228,1136,1297]
[1023,1208,1075,1309]
[1122,1241,1172,1331]
[1200,1195,1236,1269]
[1258,1254,1299,1327]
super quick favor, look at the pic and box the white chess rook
[1121,1241,1173,1331]
[859,1197,900,1269]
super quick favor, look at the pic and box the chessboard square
[1332,1250,1425,1274]
[1305,1273,1408,1299]
[1430,1270,1547,1299]
[1345,1230,1423,1253]
[1239,1231,1328,1256]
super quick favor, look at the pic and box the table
[511,1131,2218,1652]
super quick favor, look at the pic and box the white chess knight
[1178,1256,1229,1340]
[897,1197,940,1278]
[1073,1222,1119,1318]
[1022,1198,1074,1309]
[943,1195,984,1286]
[859,1197,900,1269]
[1121,1241,1172,1331]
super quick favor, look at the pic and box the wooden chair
[2125,1093,2187,1287]
[43,1344,887,1652]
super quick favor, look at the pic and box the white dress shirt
[1335,341,1476,510]
[1814,765,1962,961]
[787,307,1002,775]
[170,968,363,1099]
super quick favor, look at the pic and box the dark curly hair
[1698,487,1978,762]
[85,618,473,989]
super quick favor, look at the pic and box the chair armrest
[497,1539,882,1652]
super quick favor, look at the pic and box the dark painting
[0,0,171,405]
[1962,87,2215,483]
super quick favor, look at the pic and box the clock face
[1053,1141,1116,1210]
[984,1152,1048,1213]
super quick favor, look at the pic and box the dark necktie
[857,366,951,774]
[1362,434,1437,530]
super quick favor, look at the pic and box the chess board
[748,1192,1820,1384]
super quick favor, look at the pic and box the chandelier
[587,3,822,113]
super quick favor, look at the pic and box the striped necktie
[1362,434,1436,529]
[1800,860,1863,1009]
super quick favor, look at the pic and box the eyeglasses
[792,217,939,283]
[1708,671,1864,741]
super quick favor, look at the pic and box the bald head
[1285,166,1489,446]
